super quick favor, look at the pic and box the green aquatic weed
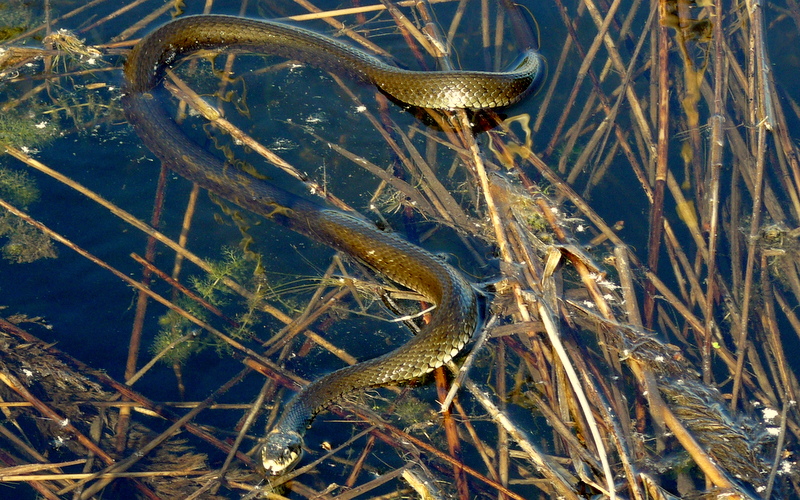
[153,247,264,364]
[0,166,56,263]
[0,2,35,43]
[152,301,209,365]
[0,214,56,262]
[0,109,61,150]
[0,165,38,207]
[190,246,250,302]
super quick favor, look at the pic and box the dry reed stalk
[118,159,169,453]
[731,8,769,410]
[111,0,176,42]
[0,470,208,480]
[78,0,153,34]
[434,366,469,499]
[704,0,725,382]
[645,2,671,328]
[290,0,392,56]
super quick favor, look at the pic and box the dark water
[1,0,799,498]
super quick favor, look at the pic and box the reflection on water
[1,0,799,498]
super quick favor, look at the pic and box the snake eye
[258,430,303,476]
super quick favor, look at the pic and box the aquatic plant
[0,215,56,262]
[0,165,38,206]
[0,109,60,150]
[0,166,55,262]
[152,247,263,364]
[0,1,35,43]
[151,300,209,365]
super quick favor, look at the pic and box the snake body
[122,15,542,475]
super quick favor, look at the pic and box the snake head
[258,429,303,476]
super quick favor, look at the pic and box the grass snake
[122,14,542,475]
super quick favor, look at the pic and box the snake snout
[259,430,303,476]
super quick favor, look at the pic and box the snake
[122,14,542,475]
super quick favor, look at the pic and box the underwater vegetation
[0,1,36,43]
[0,108,60,150]
[0,165,56,263]
[0,104,60,264]
[152,247,264,365]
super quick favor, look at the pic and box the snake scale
[122,14,542,475]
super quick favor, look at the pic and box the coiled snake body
[122,14,542,475]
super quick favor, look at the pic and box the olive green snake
[122,14,542,475]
